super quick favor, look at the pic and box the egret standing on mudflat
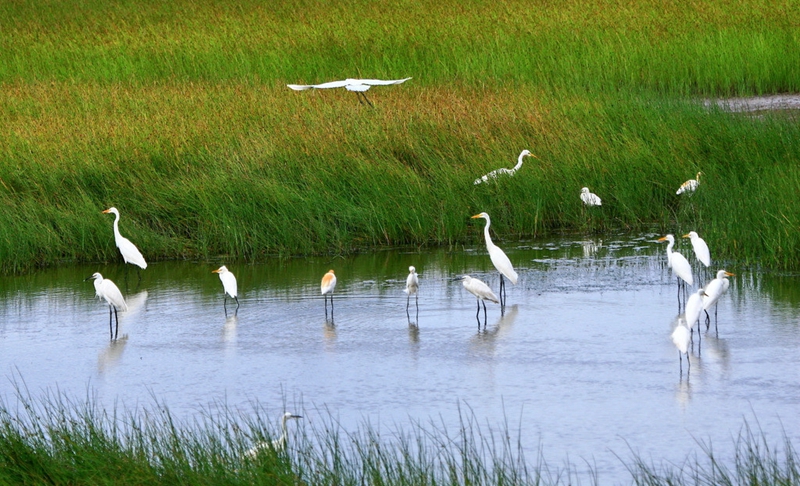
[287,77,412,107]
[671,318,691,374]
[658,235,693,306]
[676,172,703,195]
[461,275,499,326]
[212,266,239,313]
[321,270,337,316]
[404,266,419,318]
[474,150,537,185]
[102,207,147,272]
[85,272,128,340]
[471,212,518,306]
[245,412,303,458]
[683,231,711,267]
[580,187,602,206]
[703,270,735,334]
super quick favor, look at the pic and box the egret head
[471,212,489,220]
[102,207,119,216]
[84,272,103,281]
[696,171,703,180]
[658,235,675,244]
[521,149,537,158]
[282,412,302,421]
[682,231,698,239]
[327,269,335,274]
[409,266,416,274]
[212,266,228,274]
[717,270,735,278]
[581,187,590,194]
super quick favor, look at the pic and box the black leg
[406,294,410,319]
[482,300,487,326]
[113,307,119,340]
[108,306,114,340]
[235,296,240,309]
[360,92,374,107]
[415,294,418,314]
[679,350,682,374]
[223,295,227,314]
[499,275,506,307]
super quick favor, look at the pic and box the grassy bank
[1,0,800,272]
[0,390,797,485]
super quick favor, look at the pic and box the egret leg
[678,350,682,374]
[499,275,506,307]
[475,299,480,322]
[235,296,240,309]
[714,304,719,337]
[482,300,488,326]
[406,294,411,319]
[108,306,114,340]
[415,293,418,314]
[223,295,228,314]
[113,307,119,340]
[324,295,329,317]
[358,92,374,108]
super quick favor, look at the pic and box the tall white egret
[671,318,691,374]
[474,150,537,185]
[212,266,239,312]
[683,231,711,267]
[85,272,128,340]
[461,275,499,326]
[471,212,518,306]
[703,270,735,334]
[580,187,602,206]
[676,171,703,195]
[102,208,147,270]
[404,266,419,318]
[245,412,303,458]
[287,77,412,106]
[685,288,708,344]
[658,235,693,306]
[321,270,337,315]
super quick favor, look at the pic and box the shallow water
[1,233,799,482]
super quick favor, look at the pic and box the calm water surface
[1,233,799,482]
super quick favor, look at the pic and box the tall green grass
[1,0,799,272]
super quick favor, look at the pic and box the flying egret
[287,77,412,107]
[683,231,711,267]
[471,212,518,306]
[321,269,337,315]
[461,275,499,326]
[703,270,735,334]
[671,318,691,374]
[685,288,708,344]
[245,412,303,458]
[580,187,602,206]
[404,266,419,318]
[102,207,147,271]
[658,235,693,306]
[676,171,703,195]
[474,150,537,185]
[85,272,128,340]
[212,266,239,313]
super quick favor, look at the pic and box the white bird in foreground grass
[703,270,735,334]
[245,412,302,458]
[321,269,337,315]
[580,187,602,206]
[671,318,691,374]
[404,266,419,318]
[683,231,711,267]
[85,272,127,340]
[461,275,499,325]
[474,150,537,185]
[287,77,412,106]
[212,266,239,312]
[102,207,147,271]
[658,234,693,304]
[471,212,518,306]
[676,171,703,195]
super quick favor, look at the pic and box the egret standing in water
[580,187,602,206]
[287,77,412,107]
[471,212,518,306]
[685,288,708,347]
[703,270,735,335]
[658,235,693,307]
[102,207,147,272]
[212,266,239,313]
[683,231,711,267]
[321,270,337,316]
[404,266,419,319]
[671,318,691,375]
[676,171,703,195]
[85,272,127,340]
[461,275,499,327]
[245,412,303,458]
[474,150,537,185]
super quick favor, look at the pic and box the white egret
[287,77,412,106]
[474,150,537,185]
[685,288,708,343]
[102,207,147,270]
[703,270,735,334]
[683,231,711,267]
[658,235,693,305]
[404,266,419,318]
[245,412,303,458]
[321,269,337,315]
[471,212,518,306]
[461,275,499,325]
[85,272,128,340]
[580,187,602,206]
[676,171,703,195]
[671,318,691,374]
[212,266,239,312]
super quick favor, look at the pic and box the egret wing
[358,77,412,86]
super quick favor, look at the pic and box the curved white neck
[512,152,525,171]
[112,212,121,239]
[482,218,495,249]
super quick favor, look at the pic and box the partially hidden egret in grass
[658,234,693,307]
[102,208,147,278]
[676,171,703,195]
[85,272,128,340]
[474,150,537,185]
[321,270,337,316]
[671,318,691,375]
[580,187,602,206]
[245,412,303,458]
[404,266,419,319]
[683,231,711,267]
[461,275,499,327]
[471,212,518,306]
[212,266,239,313]
[703,270,735,335]
[685,288,708,346]
[287,77,412,107]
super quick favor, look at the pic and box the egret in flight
[474,150,537,185]
[321,270,337,316]
[682,231,711,267]
[85,272,127,340]
[658,235,693,306]
[212,266,239,313]
[404,266,419,319]
[671,318,691,375]
[471,212,518,306]
[245,412,303,458]
[580,187,602,206]
[287,77,412,107]
[703,270,735,334]
[102,207,147,272]
[461,275,499,326]
[676,172,703,195]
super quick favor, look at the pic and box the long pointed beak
[681,234,690,238]
[470,214,481,219]
[84,275,94,281]
[725,272,736,276]
[657,237,667,242]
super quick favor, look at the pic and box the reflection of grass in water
[0,387,797,485]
